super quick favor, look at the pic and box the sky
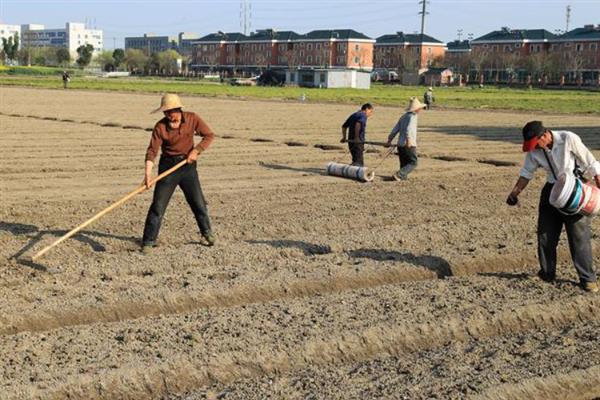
[1,0,599,49]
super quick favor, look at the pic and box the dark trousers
[397,146,418,178]
[538,183,596,283]
[142,156,211,246]
[348,142,364,166]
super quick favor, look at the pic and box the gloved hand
[506,193,519,206]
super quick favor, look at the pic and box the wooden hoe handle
[31,160,188,261]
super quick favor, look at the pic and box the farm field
[1,87,600,399]
[1,73,600,114]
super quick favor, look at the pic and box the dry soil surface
[1,87,600,399]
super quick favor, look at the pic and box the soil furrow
[9,296,600,400]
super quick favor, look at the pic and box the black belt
[161,154,187,161]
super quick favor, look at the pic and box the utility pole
[566,5,571,32]
[419,0,429,37]
[457,29,463,41]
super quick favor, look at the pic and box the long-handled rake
[31,160,188,261]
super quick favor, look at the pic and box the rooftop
[376,32,444,44]
[472,28,556,42]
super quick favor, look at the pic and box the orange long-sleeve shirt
[145,111,215,162]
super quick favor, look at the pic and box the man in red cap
[506,121,600,292]
[141,93,216,253]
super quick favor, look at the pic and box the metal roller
[326,162,375,182]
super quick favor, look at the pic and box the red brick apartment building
[191,29,374,73]
[373,32,446,70]
[470,25,600,84]
[551,24,600,82]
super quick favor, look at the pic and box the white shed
[285,68,371,89]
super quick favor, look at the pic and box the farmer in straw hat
[385,97,425,180]
[141,93,216,253]
[506,121,600,292]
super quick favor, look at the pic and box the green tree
[26,47,58,66]
[124,48,149,73]
[95,50,115,71]
[56,47,71,66]
[156,49,181,75]
[76,44,94,67]
[147,52,160,74]
[2,32,19,62]
[112,48,125,68]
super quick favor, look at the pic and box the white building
[0,24,21,45]
[21,22,103,58]
[285,68,371,89]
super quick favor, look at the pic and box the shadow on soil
[427,125,600,150]
[259,162,326,176]
[247,239,332,256]
[1,221,138,269]
[347,248,452,278]
[478,271,577,286]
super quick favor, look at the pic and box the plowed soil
[1,87,599,400]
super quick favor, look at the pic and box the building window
[316,43,321,50]
[354,56,359,63]
[307,43,312,50]
[320,73,326,83]
[591,43,598,50]
[427,47,432,54]
[307,55,312,63]
[576,43,583,51]
[355,44,359,50]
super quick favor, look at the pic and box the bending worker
[341,103,374,166]
[386,97,425,181]
[506,121,600,293]
[141,93,216,253]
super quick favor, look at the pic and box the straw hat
[406,97,425,112]
[151,93,184,114]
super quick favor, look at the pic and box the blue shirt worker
[507,121,600,293]
[341,103,374,166]
[386,97,425,180]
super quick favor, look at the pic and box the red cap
[522,137,538,152]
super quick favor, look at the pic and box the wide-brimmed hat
[522,120,545,152]
[151,93,184,114]
[406,97,425,112]
[428,87,433,90]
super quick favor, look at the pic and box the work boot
[537,269,555,283]
[392,171,407,181]
[140,244,154,255]
[203,232,216,247]
[581,281,599,293]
